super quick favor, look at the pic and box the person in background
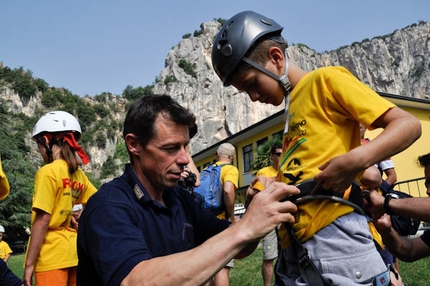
[23,111,97,286]
[206,142,239,286]
[0,226,13,264]
[212,10,421,285]
[0,154,24,286]
[77,94,300,285]
[248,143,282,286]
[365,152,430,262]
[359,166,403,286]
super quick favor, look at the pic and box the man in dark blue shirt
[77,94,300,285]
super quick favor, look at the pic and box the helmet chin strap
[241,51,291,134]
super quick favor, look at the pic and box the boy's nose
[247,91,259,102]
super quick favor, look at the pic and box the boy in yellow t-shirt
[212,10,421,285]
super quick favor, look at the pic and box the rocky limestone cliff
[153,21,430,155]
[1,20,429,175]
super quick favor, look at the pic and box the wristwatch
[383,194,395,215]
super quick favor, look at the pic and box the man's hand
[372,213,393,235]
[245,175,275,207]
[239,181,300,239]
[363,190,385,216]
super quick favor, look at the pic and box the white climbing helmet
[32,111,82,141]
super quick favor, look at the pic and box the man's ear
[125,134,141,156]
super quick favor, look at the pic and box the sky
[1,0,429,97]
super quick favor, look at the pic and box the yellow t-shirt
[215,162,239,220]
[253,165,278,191]
[277,66,395,249]
[0,240,12,259]
[0,156,10,201]
[26,159,97,272]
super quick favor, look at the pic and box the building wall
[193,98,430,202]
[366,106,430,197]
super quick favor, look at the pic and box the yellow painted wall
[366,107,430,197]
[193,104,430,199]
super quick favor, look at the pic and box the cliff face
[1,20,429,176]
[152,21,430,154]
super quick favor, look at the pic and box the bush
[178,59,197,78]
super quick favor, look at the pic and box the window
[242,144,254,173]
[272,131,283,141]
[256,137,268,149]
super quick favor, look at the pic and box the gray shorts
[274,212,388,285]
[262,228,278,260]
[225,259,234,268]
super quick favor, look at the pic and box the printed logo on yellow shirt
[62,178,84,199]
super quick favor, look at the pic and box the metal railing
[392,177,426,197]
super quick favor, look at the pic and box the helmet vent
[260,18,273,26]
[220,42,232,57]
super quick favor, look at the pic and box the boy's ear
[268,47,285,69]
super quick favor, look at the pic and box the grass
[9,247,430,285]
[9,253,24,279]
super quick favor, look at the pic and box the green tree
[251,136,282,174]
[122,85,153,101]
[100,156,116,179]
[0,107,34,243]
[178,59,197,78]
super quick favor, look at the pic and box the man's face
[230,61,285,106]
[271,148,283,169]
[424,165,430,196]
[134,114,190,194]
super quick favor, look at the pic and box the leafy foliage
[251,135,282,173]
[0,66,48,99]
[100,156,116,179]
[0,103,34,243]
[178,59,197,78]
[122,84,153,101]
[164,75,177,84]
[214,18,226,26]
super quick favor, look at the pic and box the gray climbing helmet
[212,10,286,86]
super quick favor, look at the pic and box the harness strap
[281,179,365,285]
[285,223,328,286]
[281,179,364,214]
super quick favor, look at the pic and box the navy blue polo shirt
[77,164,230,286]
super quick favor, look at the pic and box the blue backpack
[193,163,227,215]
